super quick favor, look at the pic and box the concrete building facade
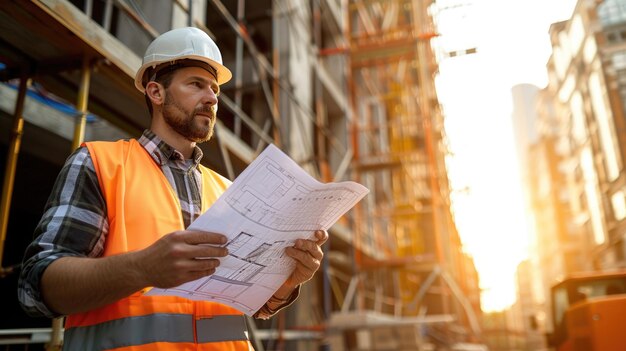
[0,1,482,350]
[515,0,626,340]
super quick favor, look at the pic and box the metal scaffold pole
[71,57,92,151]
[0,73,29,277]
[47,55,93,351]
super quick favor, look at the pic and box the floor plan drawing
[146,144,369,315]
[226,157,363,231]
[220,232,294,282]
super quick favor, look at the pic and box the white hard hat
[134,27,232,93]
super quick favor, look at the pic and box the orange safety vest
[63,139,252,351]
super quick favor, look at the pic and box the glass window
[613,51,626,70]
[583,37,598,64]
[569,15,585,54]
[553,287,569,327]
[558,74,575,103]
[575,278,626,299]
[553,47,566,80]
[598,0,626,27]
[570,91,587,144]
[612,191,626,220]
[589,71,622,181]
[581,147,607,245]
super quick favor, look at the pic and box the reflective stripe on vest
[64,314,248,351]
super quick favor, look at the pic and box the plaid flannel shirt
[18,130,296,319]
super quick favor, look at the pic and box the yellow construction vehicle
[546,270,626,351]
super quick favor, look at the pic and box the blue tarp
[1,63,98,122]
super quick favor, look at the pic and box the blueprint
[145,144,369,315]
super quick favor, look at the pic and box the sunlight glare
[435,0,577,311]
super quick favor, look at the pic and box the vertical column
[313,0,332,326]
[50,56,92,351]
[0,73,29,274]
[271,0,282,147]
[234,0,244,137]
[71,57,92,150]
[345,0,364,311]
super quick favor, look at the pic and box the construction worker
[18,27,327,350]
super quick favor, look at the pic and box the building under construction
[0,0,482,350]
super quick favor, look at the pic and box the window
[589,71,622,181]
[581,147,607,245]
[613,51,626,70]
[552,287,569,332]
[598,0,626,27]
[569,15,585,54]
[583,37,598,64]
[612,191,626,220]
[570,91,587,144]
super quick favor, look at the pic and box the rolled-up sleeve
[17,147,108,318]
[254,286,300,320]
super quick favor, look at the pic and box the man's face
[161,67,220,143]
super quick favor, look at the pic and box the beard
[162,93,216,143]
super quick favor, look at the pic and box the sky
[433,0,578,311]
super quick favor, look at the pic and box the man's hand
[134,230,229,288]
[41,230,229,316]
[274,230,328,299]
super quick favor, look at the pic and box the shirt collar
[138,129,204,166]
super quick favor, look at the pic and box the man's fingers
[315,230,329,245]
[189,258,221,272]
[178,231,228,245]
[286,246,321,266]
[188,244,229,259]
[162,231,228,259]
[294,239,324,260]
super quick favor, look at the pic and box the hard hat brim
[134,55,232,93]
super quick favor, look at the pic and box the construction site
[0,0,484,350]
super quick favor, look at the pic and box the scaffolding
[339,0,483,346]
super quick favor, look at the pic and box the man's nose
[203,88,218,106]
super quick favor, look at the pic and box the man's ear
[145,81,165,107]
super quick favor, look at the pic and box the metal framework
[342,0,483,346]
